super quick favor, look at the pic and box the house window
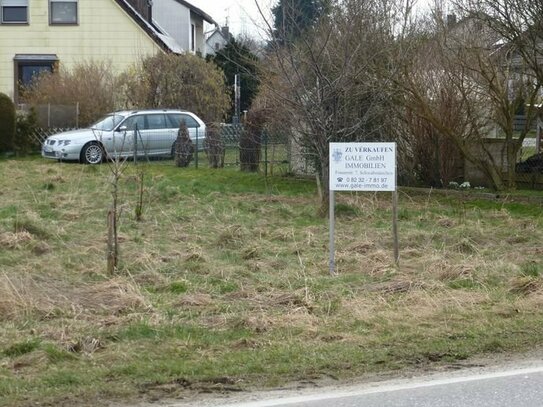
[14,54,58,102]
[191,24,195,52]
[50,0,77,25]
[1,0,28,23]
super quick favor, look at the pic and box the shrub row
[0,93,39,155]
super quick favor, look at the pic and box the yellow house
[0,0,217,103]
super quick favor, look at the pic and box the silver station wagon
[42,109,206,164]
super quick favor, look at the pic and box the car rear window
[145,114,168,130]
[167,113,199,129]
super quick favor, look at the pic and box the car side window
[145,114,167,130]
[167,113,199,129]
[122,115,146,131]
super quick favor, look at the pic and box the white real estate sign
[328,142,398,275]
[329,142,396,191]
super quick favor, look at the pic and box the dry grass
[241,309,318,333]
[0,273,65,321]
[0,273,150,321]
[0,231,33,249]
[517,288,543,309]
[509,276,543,295]
[175,293,213,307]
[435,261,478,281]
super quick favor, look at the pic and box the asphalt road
[207,365,543,407]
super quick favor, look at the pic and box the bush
[21,61,117,127]
[404,112,464,187]
[15,108,39,155]
[174,121,194,167]
[240,109,266,172]
[204,124,225,168]
[118,53,230,123]
[0,92,16,153]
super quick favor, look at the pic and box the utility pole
[233,73,241,124]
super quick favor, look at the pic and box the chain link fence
[31,127,78,148]
[20,103,79,128]
[35,121,292,174]
[218,124,291,175]
[29,111,543,188]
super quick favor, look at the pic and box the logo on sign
[332,148,343,162]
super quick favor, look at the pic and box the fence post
[134,123,138,164]
[287,133,293,174]
[537,119,542,154]
[263,130,268,177]
[195,127,199,169]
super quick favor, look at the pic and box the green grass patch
[520,262,541,277]
[2,339,41,357]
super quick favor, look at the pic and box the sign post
[328,142,398,275]
[329,188,336,275]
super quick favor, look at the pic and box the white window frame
[1,0,28,24]
[191,24,196,52]
[49,0,78,25]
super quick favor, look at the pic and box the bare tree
[106,155,126,275]
[399,6,541,189]
[456,0,543,187]
[92,128,129,275]
[255,0,412,213]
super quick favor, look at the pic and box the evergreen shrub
[0,92,16,153]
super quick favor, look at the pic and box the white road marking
[219,366,543,407]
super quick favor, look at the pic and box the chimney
[221,25,230,40]
[447,14,457,28]
[147,0,153,23]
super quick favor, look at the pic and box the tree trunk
[317,160,330,217]
[107,208,117,275]
[505,140,519,189]
[479,159,505,191]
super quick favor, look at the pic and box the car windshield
[90,114,126,131]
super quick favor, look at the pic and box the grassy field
[1,157,543,406]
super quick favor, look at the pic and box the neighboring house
[205,25,233,56]
[0,0,217,103]
[153,0,217,56]
[429,14,542,186]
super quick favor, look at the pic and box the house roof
[206,27,227,41]
[173,0,218,26]
[113,0,218,53]
[114,0,174,53]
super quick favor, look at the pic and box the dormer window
[50,0,78,25]
[1,0,28,24]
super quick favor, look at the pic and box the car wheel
[81,142,104,164]
[171,142,177,159]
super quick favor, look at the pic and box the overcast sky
[189,0,435,39]
[190,0,274,38]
